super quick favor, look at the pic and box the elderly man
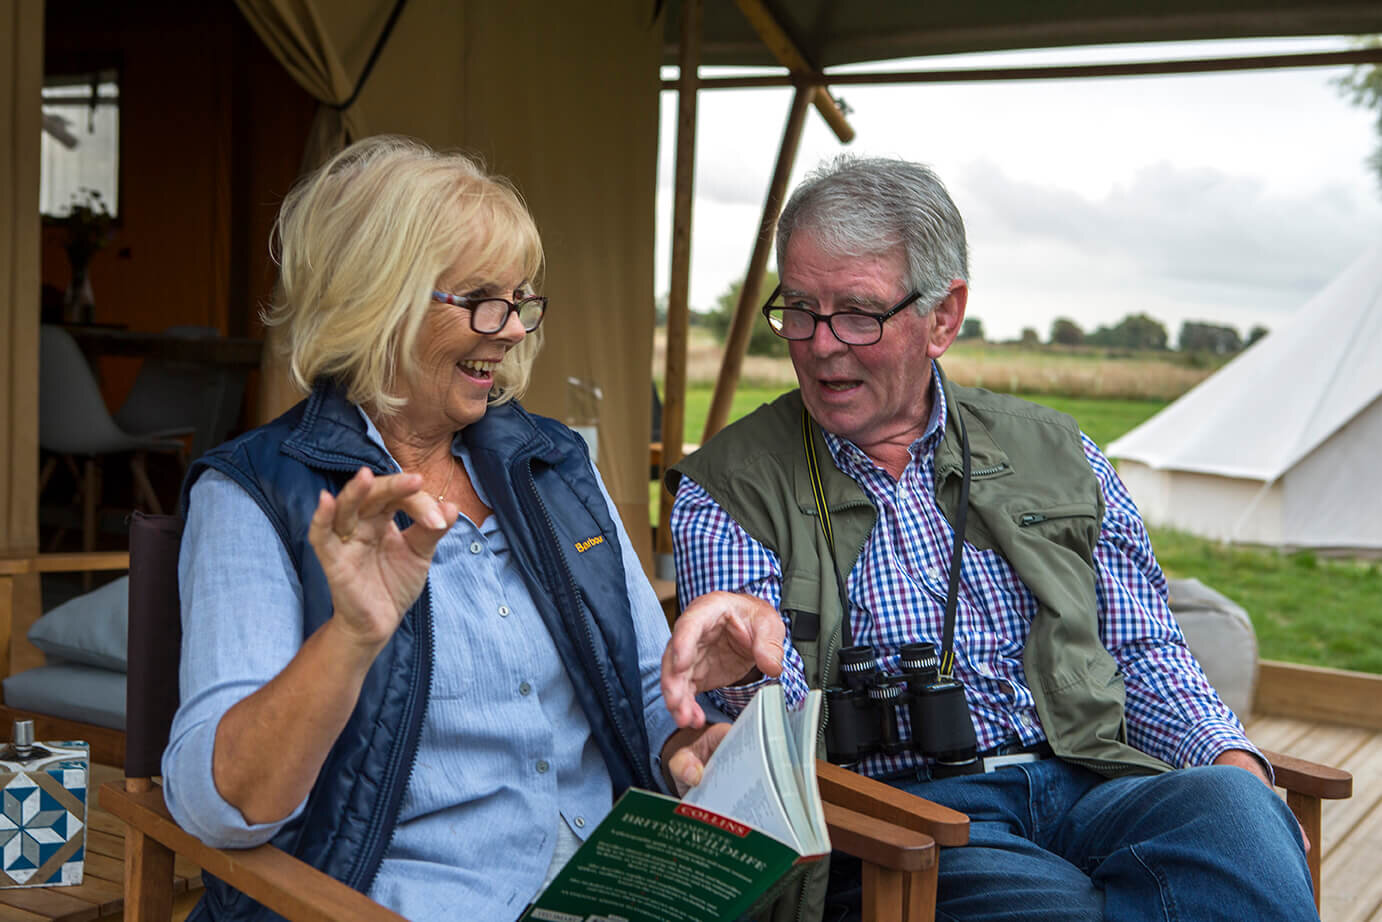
[659,156,1315,922]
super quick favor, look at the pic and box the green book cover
[521,788,805,922]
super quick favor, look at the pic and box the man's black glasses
[761,284,921,346]
[432,290,548,333]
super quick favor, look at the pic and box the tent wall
[1284,396,1382,551]
[340,0,663,562]
[1118,461,1284,546]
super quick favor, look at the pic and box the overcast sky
[655,37,1382,343]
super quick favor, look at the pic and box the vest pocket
[1016,502,1099,528]
[1015,502,1100,551]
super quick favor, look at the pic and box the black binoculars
[824,641,979,771]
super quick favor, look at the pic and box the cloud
[956,159,1379,302]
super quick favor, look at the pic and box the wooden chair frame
[9,525,1347,921]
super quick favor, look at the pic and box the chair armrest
[1261,749,1353,800]
[99,781,407,922]
[817,760,969,847]
[824,801,935,872]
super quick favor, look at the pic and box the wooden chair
[98,513,954,921]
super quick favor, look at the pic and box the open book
[521,685,829,922]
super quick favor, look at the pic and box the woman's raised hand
[307,467,458,650]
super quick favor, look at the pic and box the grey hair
[775,155,968,311]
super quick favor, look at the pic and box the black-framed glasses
[431,290,548,333]
[761,284,921,346]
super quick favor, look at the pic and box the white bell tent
[1108,241,1382,553]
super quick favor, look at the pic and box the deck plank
[1247,713,1381,921]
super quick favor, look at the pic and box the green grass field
[1149,529,1382,674]
[652,381,1380,675]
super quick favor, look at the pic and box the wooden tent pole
[654,0,701,556]
[701,84,811,443]
[734,0,854,143]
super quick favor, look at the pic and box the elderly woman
[162,136,727,921]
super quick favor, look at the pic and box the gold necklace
[435,455,457,504]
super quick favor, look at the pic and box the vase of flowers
[60,187,114,324]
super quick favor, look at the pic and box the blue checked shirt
[672,365,1258,779]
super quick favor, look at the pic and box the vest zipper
[1019,510,1091,527]
[352,580,435,895]
[971,461,1009,478]
[524,465,651,789]
[294,455,433,898]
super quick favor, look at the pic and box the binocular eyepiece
[825,642,979,769]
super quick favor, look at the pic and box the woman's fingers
[329,467,374,542]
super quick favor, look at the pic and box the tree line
[960,314,1269,354]
[663,274,1269,358]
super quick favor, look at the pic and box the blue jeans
[824,758,1317,922]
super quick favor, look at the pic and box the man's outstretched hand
[661,591,785,728]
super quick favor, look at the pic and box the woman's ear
[925,280,968,359]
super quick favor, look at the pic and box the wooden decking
[0,764,202,922]
[0,715,1374,920]
[1246,712,1382,922]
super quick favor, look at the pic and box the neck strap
[801,389,971,679]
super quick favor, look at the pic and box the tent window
[40,69,120,219]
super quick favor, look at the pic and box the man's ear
[925,280,968,359]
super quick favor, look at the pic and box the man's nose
[809,315,848,356]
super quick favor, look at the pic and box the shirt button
[574,816,586,829]
[498,605,510,617]
[519,681,532,696]
[1019,710,1034,728]
[469,541,483,554]
[536,760,550,774]
[927,566,942,582]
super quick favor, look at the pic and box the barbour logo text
[574,535,605,553]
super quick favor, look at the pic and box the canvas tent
[6,0,1382,632]
[1108,241,1382,552]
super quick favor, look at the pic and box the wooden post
[654,0,701,555]
[1287,789,1323,909]
[124,778,176,921]
[701,84,810,442]
[733,0,854,143]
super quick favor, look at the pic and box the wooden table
[62,326,263,369]
[0,764,203,922]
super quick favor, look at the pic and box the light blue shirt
[163,410,679,921]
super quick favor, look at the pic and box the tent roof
[1107,241,1382,481]
[661,1,1382,68]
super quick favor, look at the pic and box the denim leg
[880,765,1104,922]
[1047,765,1318,922]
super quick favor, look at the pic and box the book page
[762,684,810,853]
[786,690,829,855]
[681,685,796,849]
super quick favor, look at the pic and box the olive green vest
[670,375,1170,779]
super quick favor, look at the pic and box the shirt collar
[355,406,493,512]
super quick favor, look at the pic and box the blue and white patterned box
[0,741,87,888]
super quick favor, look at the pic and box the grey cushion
[28,575,128,671]
[1,663,125,730]
[1167,577,1258,717]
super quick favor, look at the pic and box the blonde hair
[264,135,544,414]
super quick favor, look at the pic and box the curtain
[235,0,396,421]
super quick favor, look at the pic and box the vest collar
[933,364,1011,482]
[280,381,575,475]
